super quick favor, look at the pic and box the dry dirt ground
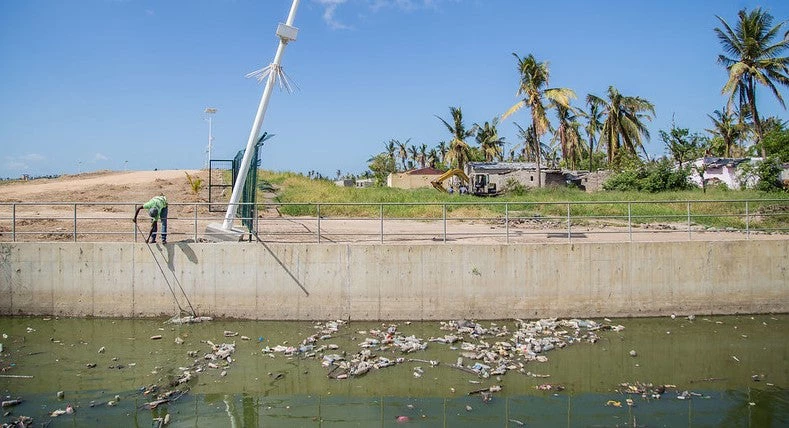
[0,170,785,244]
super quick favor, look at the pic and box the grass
[254,170,788,230]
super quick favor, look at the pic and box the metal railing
[0,199,786,244]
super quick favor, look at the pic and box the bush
[504,178,527,196]
[754,157,784,192]
[184,172,204,195]
[603,159,694,192]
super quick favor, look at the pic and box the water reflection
[0,315,786,426]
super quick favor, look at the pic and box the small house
[387,167,445,189]
[689,157,757,190]
[465,162,572,191]
[355,178,374,188]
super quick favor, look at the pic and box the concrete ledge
[0,240,787,319]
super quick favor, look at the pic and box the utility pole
[204,107,217,169]
[222,0,300,230]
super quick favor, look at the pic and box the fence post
[628,202,632,242]
[505,203,509,244]
[745,200,750,239]
[12,204,16,242]
[194,203,198,243]
[133,204,138,242]
[380,204,384,243]
[567,203,571,241]
[73,204,78,242]
[317,203,321,243]
[687,201,691,241]
[443,204,447,243]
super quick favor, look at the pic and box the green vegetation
[237,8,789,233]
[257,170,788,230]
[184,172,204,195]
[357,7,787,197]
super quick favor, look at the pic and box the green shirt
[142,195,167,220]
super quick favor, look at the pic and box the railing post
[194,203,198,243]
[505,203,509,244]
[379,204,384,243]
[317,203,321,243]
[443,204,447,243]
[687,201,691,241]
[567,203,571,241]
[628,202,632,242]
[12,204,16,242]
[133,204,138,242]
[745,200,750,239]
[73,203,78,242]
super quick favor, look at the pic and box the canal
[1,315,786,426]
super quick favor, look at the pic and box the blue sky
[1,0,788,179]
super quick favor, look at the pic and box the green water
[1,315,787,426]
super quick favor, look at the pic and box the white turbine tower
[220,0,300,231]
[204,107,217,169]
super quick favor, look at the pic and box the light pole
[221,0,301,230]
[204,107,218,169]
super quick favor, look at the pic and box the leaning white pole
[222,0,300,230]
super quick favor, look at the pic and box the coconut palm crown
[715,7,789,158]
[588,86,655,165]
[436,106,477,170]
[502,53,575,187]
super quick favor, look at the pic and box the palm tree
[407,145,419,169]
[436,141,449,164]
[502,53,575,187]
[584,97,604,171]
[513,122,545,163]
[707,108,744,157]
[395,139,411,171]
[427,148,439,168]
[384,140,396,166]
[474,117,505,162]
[551,103,585,170]
[436,106,476,171]
[417,143,428,168]
[588,86,655,165]
[715,8,789,158]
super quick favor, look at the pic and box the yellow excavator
[431,169,500,196]
[431,168,470,193]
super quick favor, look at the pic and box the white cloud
[4,160,28,171]
[314,0,454,29]
[145,9,155,16]
[20,153,45,162]
[93,153,109,162]
[315,0,351,30]
[4,153,45,170]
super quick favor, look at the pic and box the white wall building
[688,157,761,190]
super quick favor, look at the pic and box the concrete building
[689,157,758,190]
[465,162,572,192]
[355,178,374,188]
[333,179,355,187]
[387,167,445,189]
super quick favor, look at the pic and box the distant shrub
[504,178,527,196]
[753,157,784,192]
[184,172,204,195]
[604,159,694,192]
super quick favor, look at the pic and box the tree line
[365,7,788,190]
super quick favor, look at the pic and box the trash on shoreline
[260,318,618,383]
[166,315,213,325]
[1,399,22,408]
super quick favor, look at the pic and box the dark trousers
[151,206,168,242]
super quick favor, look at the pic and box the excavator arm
[431,168,470,192]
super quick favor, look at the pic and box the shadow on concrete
[254,232,310,297]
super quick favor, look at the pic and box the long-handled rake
[135,223,197,317]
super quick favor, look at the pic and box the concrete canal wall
[0,241,786,319]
